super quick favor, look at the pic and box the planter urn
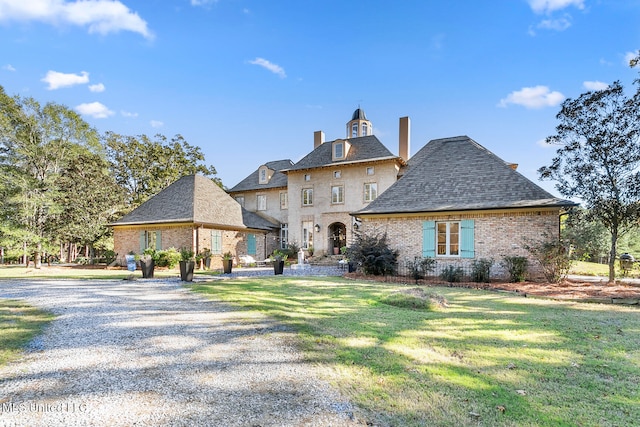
[179,260,195,282]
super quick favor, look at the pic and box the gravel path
[0,276,357,426]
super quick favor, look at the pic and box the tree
[539,79,640,282]
[562,207,609,262]
[104,132,222,208]
[0,86,100,267]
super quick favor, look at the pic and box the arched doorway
[328,222,346,255]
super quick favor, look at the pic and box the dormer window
[258,166,271,184]
[334,142,344,159]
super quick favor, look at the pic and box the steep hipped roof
[111,175,276,231]
[285,135,399,172]
[228,159,293,192]
[355,136,576,215]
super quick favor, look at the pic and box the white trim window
[331,185,344,204]
[333,170,341,179]
[302,221,314,249]
[302,188,313,206]
[257,194,267,211]
[280,224,288,249]
[437,222,460,256]
[280,191,288,210]
[235,196,244,207]
[334,141,344,159]
[366,166,375,176]
[364,182,377,202]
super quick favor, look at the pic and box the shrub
[155,248,181,268]
[407,257,436,282]
[440,265,463,282]
[347,232,399,276]
[524,238,573,283]
[471,258,493,283]
[501,256,528,282]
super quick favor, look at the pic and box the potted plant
[270,250,287,275]
[222,251,233,274]
[140,248,156,278]
[201,248,212,270]
[179,247,195,282]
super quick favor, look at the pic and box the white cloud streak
[248,57,286,78]
[88,82,105,92]
[0,0,153,39]
[75,101,114,118]
[583,81,608,91]
[528,0,585,14]
[42,70,89,90]
[498,85,565,109]
[3,64,16,71]
[150,120,163,128]
[121,110,138,118]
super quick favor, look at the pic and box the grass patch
[191,277,640,427]
[0,299,53,367]
[379,287,447,310]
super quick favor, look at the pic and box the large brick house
[113,108,574,273]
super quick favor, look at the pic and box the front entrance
[328,222,346,255]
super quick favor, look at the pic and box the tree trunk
[608,231,617,283]
[35,242,42,269]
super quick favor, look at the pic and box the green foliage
[222,251,233,260]
[281,240,299,260]
[439,265,463,282]
[562,207,609,262]
[346,232,399,276]
[501,256,529,282]
[153,248,181,268]
[406,256,436,282]
[270,249,288,261]
[471,258,493,283]
[179,247,195,262]
[524,237,573,283]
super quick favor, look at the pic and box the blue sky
[1,0,639,195]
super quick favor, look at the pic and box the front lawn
[0,299,53,367]
[191,277,640,427]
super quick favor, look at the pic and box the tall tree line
[0,85,221,267]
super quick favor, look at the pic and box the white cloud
[248,57,286,78]
[498,85,565,109]
[528,0,585,14]
[190,0,217,6]
[150,120,163,128]
[583,81,608,91]
[536,17,571,31]
[88,82,105,92]
[121,110,138,118]
[75,101,114,118]
[42,70,89,90]
[0,0,153,39]
[2,64,16,71]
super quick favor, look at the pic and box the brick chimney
[399,116,410,161]
[314,130,325,149]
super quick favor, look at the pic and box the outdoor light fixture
[314,224,320,232]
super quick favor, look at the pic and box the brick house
[352,135,576,277]
[111,174,278,267]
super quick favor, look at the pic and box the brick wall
[360,209,561,280]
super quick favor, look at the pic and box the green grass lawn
[0,299,53,367]
[0,264,223,280]
[191,277,640,427]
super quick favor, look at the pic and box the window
[333,170,341,179]
[331,185,344,204]
[211,230,222,255]
[437,222,460,256]
[366,166,375,175]
[362,123,368,136]
[235,196,244,207]
[280,224,288,249]
[259,168,267,184]
[364,182,377,202]
[352,123,358,137]
[334,142,344,159]
[140,230,161,252]
[304,174,311,181]
[302,221,314,249]
[280,191,288,210]
[257,194,266,211]
[302,188,313,206]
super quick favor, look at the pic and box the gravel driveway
[0,277,357,426]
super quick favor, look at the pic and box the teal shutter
[211,230,222,254]
[155,231,162,250]
[247,234,257,255]
[460,220,475,259]
[422,221,435,258]
[139,231,146,253]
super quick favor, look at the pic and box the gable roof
[355,136,576,215]
[228,159,293,193]
[111,174,276,231]
[284,135,400,172]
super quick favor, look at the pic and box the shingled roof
[285,135,399,172]
[111,175,277,231]
[228,159,293,192]
[355,136,575,215]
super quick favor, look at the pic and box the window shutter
[139,231,146,253]
[155,231,162,251]
[422,221,435,258]
[460,219,475,259]
[247,234,257,255]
